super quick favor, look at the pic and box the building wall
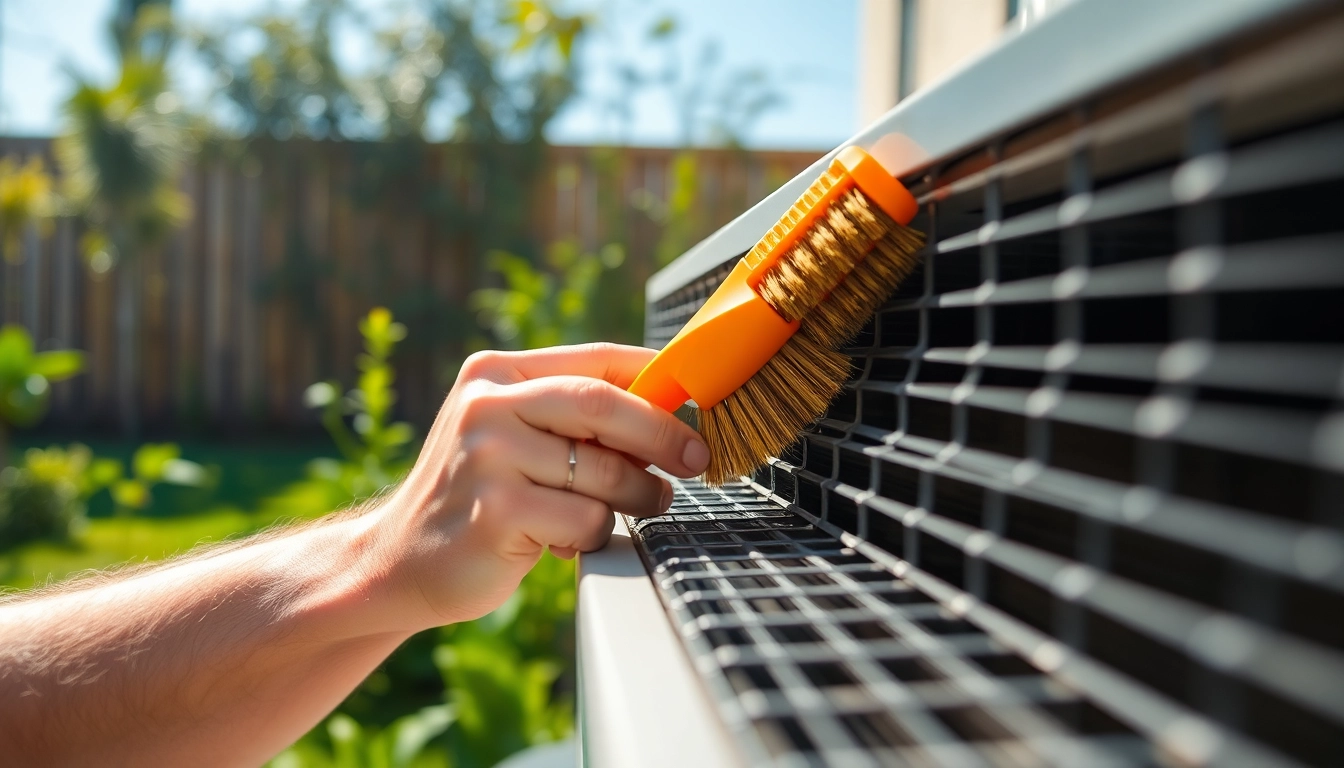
[858,0,1040,127]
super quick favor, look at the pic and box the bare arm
[0,343,710,767]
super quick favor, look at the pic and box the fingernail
[682,439,710,473]
[659,481,673,511]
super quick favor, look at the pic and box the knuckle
[465,431,511,468]
[457,382,509,428]
[585,341,619,359]
[652,414,676,456]
[594,450,625,492]
[575,379,617,421]
[460,350,505,380]
[581,503,615,550]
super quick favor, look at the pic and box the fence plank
[0,140,819,434]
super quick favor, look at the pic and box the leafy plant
[300,307,415,505]
[471,239,625,350]
[0,441,214,552]
[0,446,100,548]
[272,706,455,768]
[0,156,59,262]
[0,325,84,465]
[106,442,214,515]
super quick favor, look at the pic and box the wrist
[260,506,419,642]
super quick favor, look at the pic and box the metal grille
[637,9,1344,768]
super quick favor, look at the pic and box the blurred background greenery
[0,1,824,765]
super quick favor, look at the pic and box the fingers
[507,483,615,555]
[510,376,710,478]
[517,430,672,517]
[463,343,657,388]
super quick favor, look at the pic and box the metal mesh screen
[635,10,1344,768]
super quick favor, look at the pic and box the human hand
[370,343,709,631]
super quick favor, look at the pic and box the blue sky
[0,0,858,150]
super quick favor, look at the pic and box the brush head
[698,333,851,485]
[698,187,925,485]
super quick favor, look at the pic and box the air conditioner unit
[578,0,1344,765]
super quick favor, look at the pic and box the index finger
[510,376,709,478]
[488,343,656,389]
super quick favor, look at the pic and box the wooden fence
[0,138,819,435]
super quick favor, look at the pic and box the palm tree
[55,3,189,436]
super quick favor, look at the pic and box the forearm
[0,508,410,767]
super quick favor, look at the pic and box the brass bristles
[699,333,851,485]
[758,187,924,346]
[798,226,925,347]
[697,186,923,486]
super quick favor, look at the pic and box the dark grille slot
[798,476,823,514]
[805,438,834,478]
[879,311,920,348]
[1225,177,1344,244]
[768,624,824,644]
[1085,612,1191,704]
[907,398,953,442]
[1215,288,1344,344]
[828,388,858,423]
[1110,528,1225,608]
[1050,422,1135,484]
[1082,297,1171,344]
[916,362,966,384]
[967,407,1028,458]
[929,307,977,347]
[637,10,1344,766]
[987,565,1054,632]
[878,460,920,506]
[933,250,982,293]
[837,448,870,489]
[868,357,911,383]
[827,491,859,532]
[1005,497,1077,559]
[861,390,899,431]
[1281,580,1344,649]
[889,261,926,301]
[868,508,907,559]
[998,233,1062,282]
[980,367,1045,390]
[932,476,984,526]
[917,533,966,588]
[994,303,1055,346]
[1174,443,1314,522]
[1089,210,1179,267]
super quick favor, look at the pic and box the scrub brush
[628,146,925,485]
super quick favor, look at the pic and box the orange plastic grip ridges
[627,147,917,412]
[742,146,918,289]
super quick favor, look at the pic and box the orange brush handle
[628,147,917,412]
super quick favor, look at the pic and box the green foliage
[0,464,83,548]
[107,443,215,515]
[0,325,84,431]
[272,707,455,768]
[434,641,561,767]
[0,156,59,260]
[300,307,415,505]
[653,151,703,268]
[190,0,587,145]
[56,6,191,272]
[0,441,213,551]
[471,240,625,350]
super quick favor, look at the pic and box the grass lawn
[1,437,342,592]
